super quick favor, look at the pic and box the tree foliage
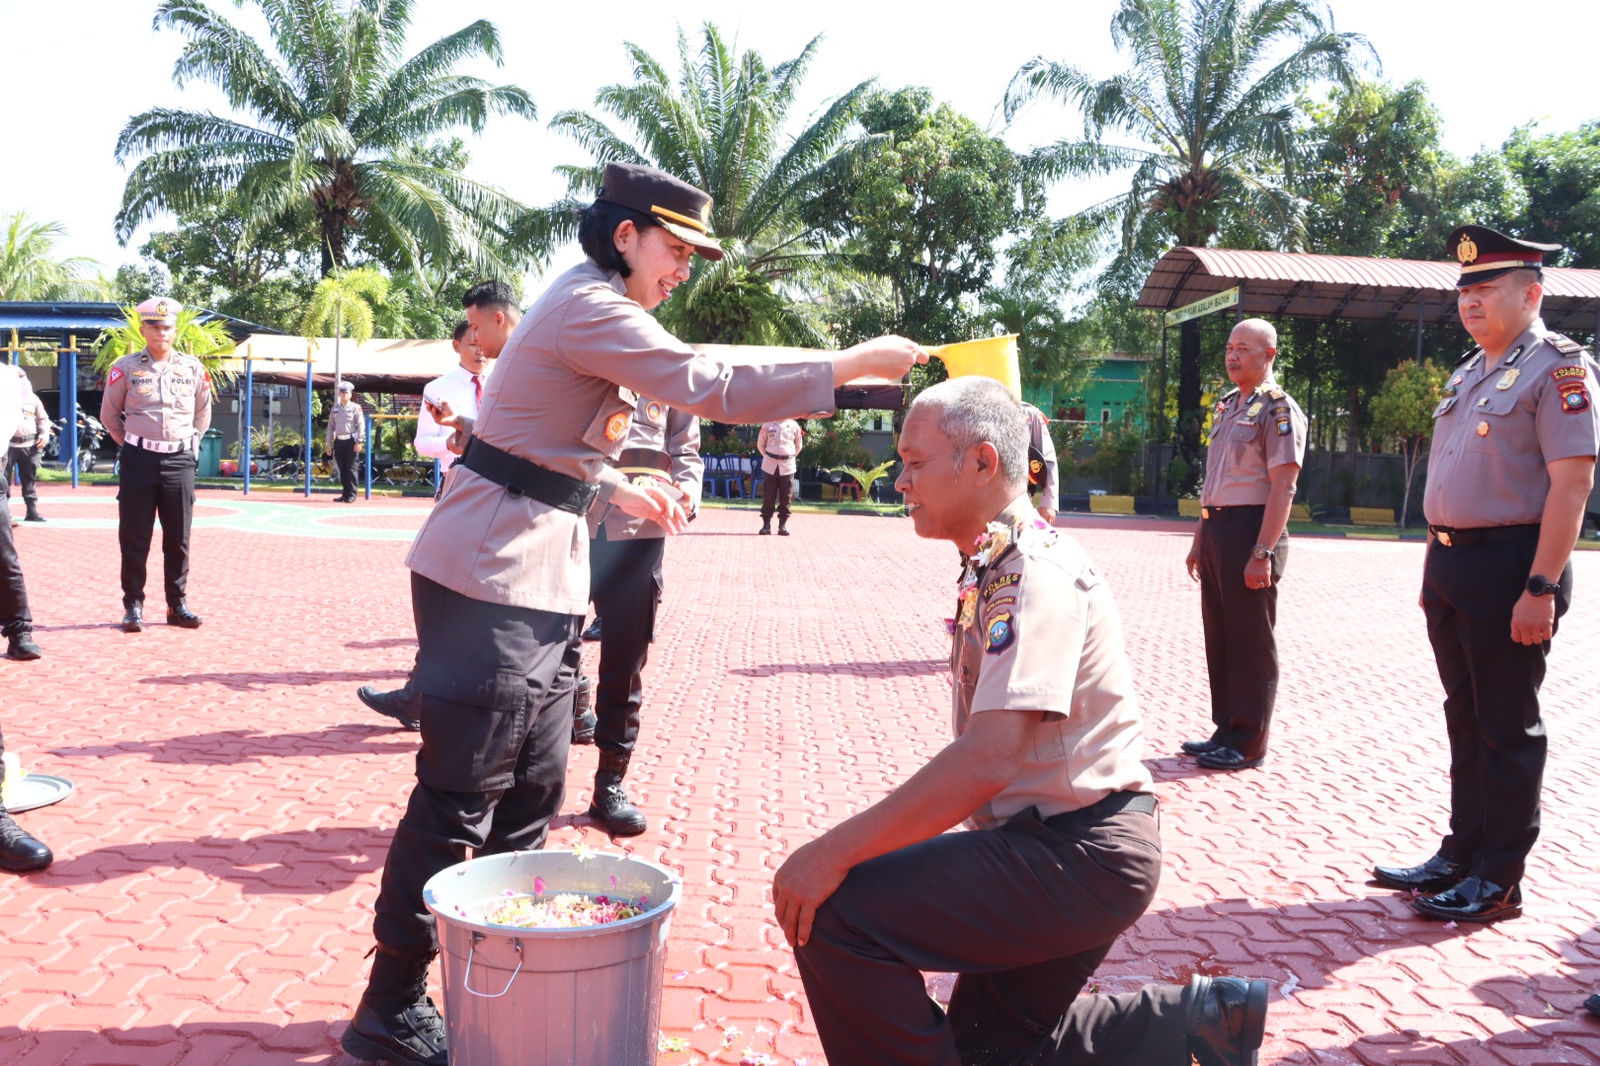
[0,213,107,301]
[115,0,538,278]
[1368,358,1447,527]
[92,305,237,378]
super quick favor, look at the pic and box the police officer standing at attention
[757,416,803,535]
[356,291,519,730]
[101,297,211,633]
[6,366,50,525]
[1372,226,1599,924]
[324,380,364,503]
[338,162,925,1066]
[774,378,1268,1066]
[1181,318,1306,771]
[1022,401,1059,524]
[583,394,703,837]
[0,364,42,662]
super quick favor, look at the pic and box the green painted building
[1023,354,1150,438]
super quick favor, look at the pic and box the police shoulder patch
[1552,365,1587,382]
[107,366,124,386]
[984,610,1015,654]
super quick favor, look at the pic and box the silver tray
[6,774,74,813]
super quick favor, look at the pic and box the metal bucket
[423,850,681,1066]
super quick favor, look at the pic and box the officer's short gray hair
[909,377,1028,487]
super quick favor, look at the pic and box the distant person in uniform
[338,162,926,1066]
[758,417,803,535]
[0,366,41,662]
[774,377,1268,1066]
[1022,401,1058,524]
[356,298,517,732]
[1372,226,1599,924]
[100,297,211,633]
[324,380,365,503]
[5,366,49,525]
[582,394,703,836]
[1181,318,1306,771]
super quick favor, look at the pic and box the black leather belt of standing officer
[456,435,598,516]
[1427,523,1541,548]
[1200,504,1264,520]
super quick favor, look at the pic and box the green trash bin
[198,429,223,477]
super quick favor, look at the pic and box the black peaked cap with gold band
[1448,225,1561,288]
[595,162,724,261]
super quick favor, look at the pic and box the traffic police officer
[1373,226,1599,923]
[6,366,50,524]
[757,417,803,534]
[100,297,211,632]
[323,380,364,503]
[1182,318,1306,770]
[582,394,703,837]
[1022,401,1059,524]
[775,377,1268,1066]
[339,162,926,1066]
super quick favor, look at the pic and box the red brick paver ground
[2,487,1598,1065]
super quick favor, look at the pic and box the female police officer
[340,163,926,1066]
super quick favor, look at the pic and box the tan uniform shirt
[406,260,836,614]
[758,419,803,476]
[953,497,1153,831]
[1424,319,1600,529]
[1200,379,1307,506]
[10,375,47,446]
[100,350,213,444]
[324,400,365,451]
[587,396,704,542]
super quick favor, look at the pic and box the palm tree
[115,0,538,279]
[93,305,237,380]
[546,24,877,345]
[301,266,389,389]
[1005,0,1373,479]
[0,213,106,301]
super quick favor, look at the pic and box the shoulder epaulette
[1453,347,1481,367]
[1266,387,1285,400]
[1547,333,1589,357]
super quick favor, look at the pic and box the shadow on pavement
[139,667,408,690]
[730,658,947,678]
[50,723,415,764]
[32,826,392,894]
[0,1022,349,1064]
[343,637,416,650]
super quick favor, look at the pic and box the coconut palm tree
[301,266,391,389]
[115,0,538,279]
[0,213,106,301]
[1005,0,1373,478]
[546,24,877,345]
[93,305,237,379]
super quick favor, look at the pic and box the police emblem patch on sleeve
[107,366,123,386]
[1559,382,1590,412]
[645,401,663,422]
[985,611,1014,654]
[1276,419,1291,435]
[605,412,631,441]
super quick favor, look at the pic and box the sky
[1,0,1596,281]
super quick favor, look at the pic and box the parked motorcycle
[41,412,107,473]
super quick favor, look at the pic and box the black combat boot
[23,505,44,523]
[571,673,596,745]
[0,808,53,873]
[758,517,771,535]
[777,517,790,536]
[6,629,42,661]
[358,677,421,731]
[588,751,647,837]
[341,946,448,1066]
[1185,974,1269,1066]
[121,604,144,633]
[166,601,203,628]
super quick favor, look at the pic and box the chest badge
[1495,369,1520,391]
[1477,420,1490,437]
[1477,397,1491,408]
[645,401,663,422]
[1245,401,1262,417]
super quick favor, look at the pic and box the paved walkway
[1,487,1597,1065]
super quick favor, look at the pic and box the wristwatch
[1251,544,1276,561]
[1525,574,1560,597]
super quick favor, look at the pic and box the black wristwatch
[1526,575,1560,597]
[1251,544,1276,561]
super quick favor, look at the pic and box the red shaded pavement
[1,488,1598,1064]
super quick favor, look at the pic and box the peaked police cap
[595,163,724,261]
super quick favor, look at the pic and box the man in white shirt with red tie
[358,283,520,728]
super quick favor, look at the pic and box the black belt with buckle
[1428,523,1540,548]
[1200,504,1265,520]
[457,436,598,516]
[612,448,672,473]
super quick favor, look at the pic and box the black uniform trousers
[6,443,40,508]
[588,530,665,759]
[371,573,581,957]
[1196,506,1288,759]
[0,511,31,636]
[332,438,359,501]
[1422,532,1568,887]
[761,471,793,521]
[795,799,1189,1066]
[116,445,196,610]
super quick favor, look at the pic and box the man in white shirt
[357,287,520,729]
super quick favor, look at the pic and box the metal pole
[63,335,78,489]
[304,354,314,499]
[1236,279,1246,322]
[1416,293,1426,361]
[432,458,441,496]
[363,413,372,500]
[243,350,254,495]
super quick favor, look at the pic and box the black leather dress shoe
[1585,991,1600,1018]
[1196,746,1265,771]
[166,602,203,628]
[1182,738,1220,756]
[357,685,421,731]
[0,811,53,872]
[6,631,42,660]
[1185,974,1269,1066]
[1411,877,1522,923]
[581,618,602,642]
[1371,854,1467,893]
[121,605,144,633]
